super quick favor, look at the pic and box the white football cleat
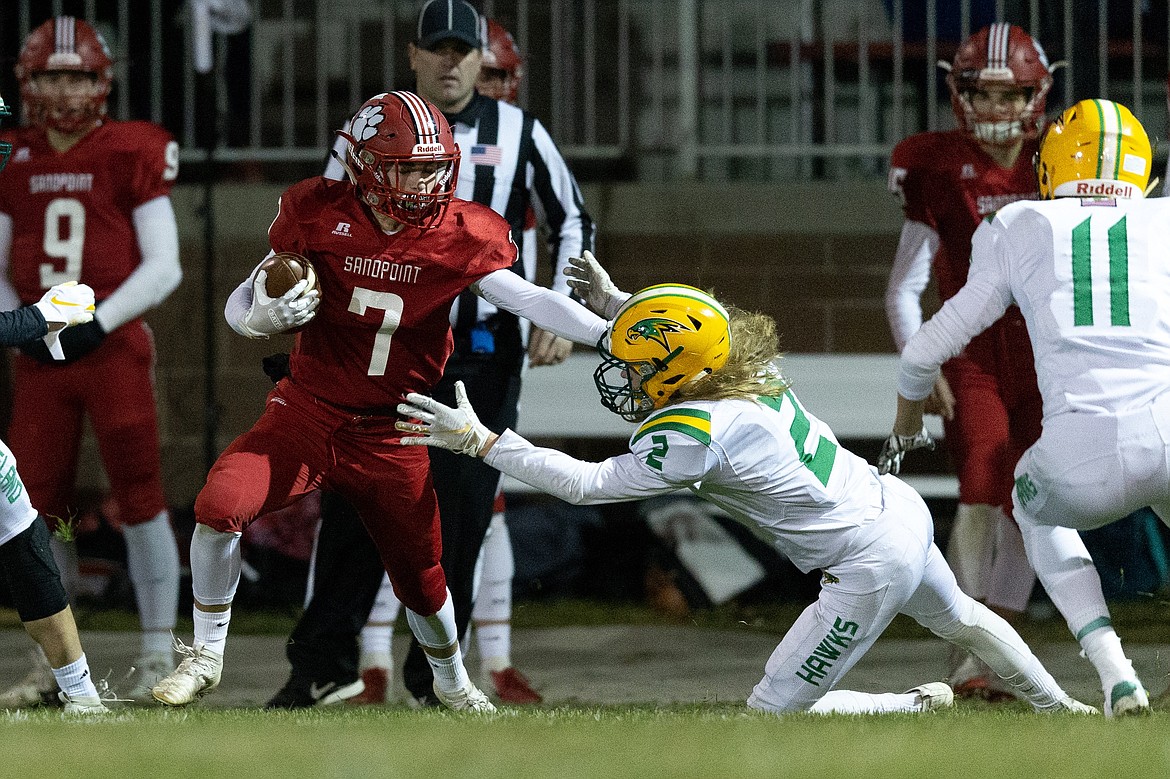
[59,691,109,717]
[905,682,954,712]
[151,641,222,707]
[432,681,496,713]
[1105,680,1150,718]
[1047,696,1099,715]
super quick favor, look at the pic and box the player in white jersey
[885,99,1162,716]
[394,275,1095,715]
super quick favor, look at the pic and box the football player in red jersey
[347,16,545,708]
[886,22,1048,700]
[0,16,183,704]
[150,91,607,711]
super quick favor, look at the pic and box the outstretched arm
[396,382,681,505]
[474,268,607,347]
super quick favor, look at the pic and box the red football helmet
[16,16,114,135]
[946,23,1052,145]
[338,91,460,229]
[478,18,524,104]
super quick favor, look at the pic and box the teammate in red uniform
[0,16,182,704]
[885,23,1049,699]
[150,91,606,711]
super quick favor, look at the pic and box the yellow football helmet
[1037,99,1151,199]
[594,284,731,421]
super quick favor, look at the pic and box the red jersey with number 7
[268,176,517,412]
[0,120,177,304]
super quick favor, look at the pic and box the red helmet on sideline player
[945,23,1052,145]
[478,18,524,104]
[16,16,114,135]
[337,91,460,229]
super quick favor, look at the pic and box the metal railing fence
[3,0,1167,180]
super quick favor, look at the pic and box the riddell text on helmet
[1076,182,1135,197]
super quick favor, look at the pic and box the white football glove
[34,281,96,360]
[238,270,320,338]
[564,250,630,320]
[877,427,935,475]
[395,380,492,457]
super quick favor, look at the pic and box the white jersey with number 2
[900,196,1170,419]
[486,390,891,574]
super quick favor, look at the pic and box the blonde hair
[670,305,789,404]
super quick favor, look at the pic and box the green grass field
[4,703,1168,779]
[4,598,1169,778]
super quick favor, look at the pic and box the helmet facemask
[952,76,1049,145]
[593,341,661,422]
[16,17,113,136]
[338,91,460,229]
[945,23,1053,146]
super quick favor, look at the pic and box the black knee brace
[0,517,68,622]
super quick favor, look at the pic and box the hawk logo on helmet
[627,318,692,352]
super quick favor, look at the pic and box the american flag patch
[468,144,503,166]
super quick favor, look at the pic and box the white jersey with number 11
[900,196,1170,419]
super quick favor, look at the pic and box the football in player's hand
[261,252,319,298]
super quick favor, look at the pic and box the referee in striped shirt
[267,0,595,708]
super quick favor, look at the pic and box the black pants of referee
[281,345,523,701]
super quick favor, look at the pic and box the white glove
[877,427,935,475]
[34,281,96,360]
[238,270,320,338]
[564,250,630,319]
[395,380,492,457]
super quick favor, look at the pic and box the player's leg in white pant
[903,543,1089,712]
[749,480,934,714]
[970,508,1038,700]
[1016,516,1147,716]
[151,525,240,706]
[943,503,996,693]
[122,510,181,697]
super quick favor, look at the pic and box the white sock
[1082,629,1135,693]
[359,624,394,669]
[475,623,511,673]
[405,590,470,692]
[52,654,99,700]
[193,607,230,655]
[122,511,181,656]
